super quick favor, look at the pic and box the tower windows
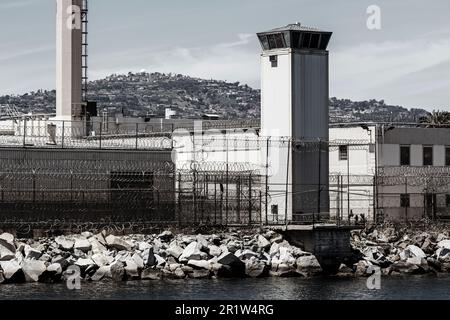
[266,33,286,50]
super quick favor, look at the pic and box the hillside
[0,72,429,122]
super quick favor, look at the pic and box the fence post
[265,138,270,226]
[248,173,252,226]
[23,118,27,147]
[347,144,350,219]
[135,123,139,150]
[62,121,65,149]
[259,190,262,227]
[32,170,36,203]
[284,139,291,228]
[225,137,229,226]
[317,139,322,219]
[214,176,217,225]
[178,172,182,227]
[99,121,103,150]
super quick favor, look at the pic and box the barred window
[400,145,410,166]
[423,146,433,166]
[339,145,348,161]
[400,194,410,208]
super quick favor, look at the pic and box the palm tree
[419,110,450,127]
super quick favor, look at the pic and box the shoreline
[0,224,449,285]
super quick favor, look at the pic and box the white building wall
[261,50,292,138]
[329,126,376,221]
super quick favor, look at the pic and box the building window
[400,145,410,166]
[446,195,450,208]
[423,146,433,166]
[446,147,450,166]
[400,194,410,208]
[271,205,279,215]
[267,33,286,50]
[339,145,348,161]
[269,55,278,68]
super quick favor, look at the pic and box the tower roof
[257,22,332,51]
[261,23,325,33]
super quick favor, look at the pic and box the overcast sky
[0,0,449,111]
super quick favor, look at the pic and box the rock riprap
[0,225,449,285]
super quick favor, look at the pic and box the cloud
[90,34,261,87]
[0,45,53,62]
[331,37,450,110]
[0,0,38,9]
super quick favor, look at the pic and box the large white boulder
[154,254,166,268]
[0,245,15,261]
[187,259,211,270]
[88,238,107,255]
[208,245,222,257]
[196,235,209,249]
[47,263,63,275]
[138,242,152,252]
[279,247,296,265]
[105,235,132,251]
[24,245,42,260]
[91,265,111,281]
[22,260,47,282]
[124,259,140,278]
[55,237,74,251]
[179,242,202,262]
[0,260,21,280]
[0,233,15,252]
[132,253,144,269]
[236,249,258,261]
[74,239,92,253]
[75,258,95,267]
[437,240,450,250]
[404,245,427,260]
[92,253,114,267]
[257,235,271,249]
[245,258,267,278]
[296,255,322,275]
[166,244,184,259]
[269,243,280,257]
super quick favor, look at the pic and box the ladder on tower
[81,0,89,102]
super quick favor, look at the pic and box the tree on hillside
[419,110,450,127]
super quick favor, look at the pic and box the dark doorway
[424,193,437,219]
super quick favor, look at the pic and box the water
[1,276,449,300]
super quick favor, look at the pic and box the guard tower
[257,23,332,222]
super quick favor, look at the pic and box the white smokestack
[56,0,83,120]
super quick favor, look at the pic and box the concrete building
[328,124,450,222]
